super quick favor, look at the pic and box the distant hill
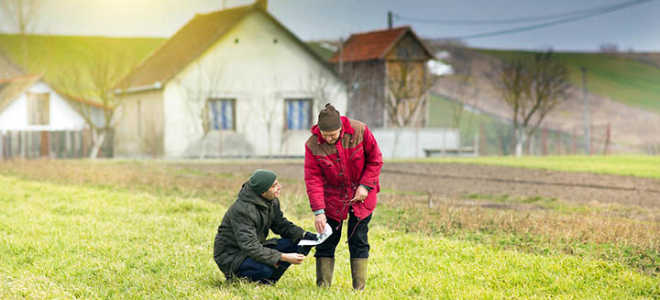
[477,49,660,113]
[306,41,338,62]
[426,41,660,153]
[0,34,165,102]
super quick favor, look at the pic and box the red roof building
[330,26,434,127]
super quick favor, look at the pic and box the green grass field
[479,49,660,113]
[0,160,657,299]
[408,155,660,179]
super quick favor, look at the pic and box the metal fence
[0,130,113,159]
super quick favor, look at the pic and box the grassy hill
[0,34,165,101]
[478,49,660,113]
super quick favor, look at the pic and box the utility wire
[436,0,654,40]
[394,0,652,25]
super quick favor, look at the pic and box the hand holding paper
[298,223,332,246]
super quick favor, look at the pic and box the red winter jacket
[304,116,383,221]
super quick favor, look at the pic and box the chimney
[255,0,268,10]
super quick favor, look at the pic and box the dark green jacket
[213,182,305,279]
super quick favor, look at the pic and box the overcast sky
[1,0,659,51]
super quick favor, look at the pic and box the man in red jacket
[304,103,383,290]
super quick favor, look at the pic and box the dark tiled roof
[117,5,254,89]
[330,26,433,63]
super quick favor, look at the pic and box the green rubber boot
[316,257,335,287]
[350,258,368,290]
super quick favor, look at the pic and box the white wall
[372,128,461,158]
[163,11,347,158]
[0,81,87,131]
[114,90,164,157]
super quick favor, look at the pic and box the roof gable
[330,26,433,63]
[0,74,107,116]
[0,74,41,114]
[384,32,433,61]
[117,5,253,90]
[117,4,338,92]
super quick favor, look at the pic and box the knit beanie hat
[317,103,341,131]
[248,169,277,194]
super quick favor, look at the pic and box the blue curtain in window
[287,100,310,130]
[208,100,233,130]
[221,101,231,130]
[209,101,220,130]
[287,101,295,129]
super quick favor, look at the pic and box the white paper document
[298,223,333,246]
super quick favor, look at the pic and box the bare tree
[175,62,225,159]
[445,47,480,129]
[1,0,40,66]
[386,60,437,127]
[490,51,570,156]
[56,52,130,158]
[304,70,344,113]
[251,89,279,157]
[277,71,343,155]
[1,0,39,34]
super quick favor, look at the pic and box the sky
[1,0,659,52]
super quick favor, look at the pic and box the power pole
[388,11,393,29]
[581,67,590,155]
[338,37,344,74]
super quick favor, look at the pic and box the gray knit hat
[248,169,277,194]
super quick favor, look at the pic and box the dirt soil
[173,161,660,209]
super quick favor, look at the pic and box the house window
[27,92,50,125]
[285,99,312,130]
[207,98,235,130]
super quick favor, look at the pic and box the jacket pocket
[348,146,365,180]
[317,157,340,184]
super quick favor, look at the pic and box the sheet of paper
[298,223,332,246]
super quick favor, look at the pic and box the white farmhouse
[0,75,101,132]
[114,0,347,158]
[0,49,109,158]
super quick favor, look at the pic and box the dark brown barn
[330,26,434,127]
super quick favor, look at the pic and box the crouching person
[213,169,317,284]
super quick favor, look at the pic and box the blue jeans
[236,238,311,284]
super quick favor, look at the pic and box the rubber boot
[350,258,368,290]
[315,257,334,287]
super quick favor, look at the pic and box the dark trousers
[235,238,311,284]
[315,210,371,259]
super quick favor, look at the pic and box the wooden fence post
[572,129,577,154]
[603,123,611,155]
[40,131,49,158]
[541,128,548,155]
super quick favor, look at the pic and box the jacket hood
[238,182,272,209]
[311,116,354,144]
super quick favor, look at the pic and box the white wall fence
[0,130,113,159]
[372,128,476,158]
[178,127,476,159]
